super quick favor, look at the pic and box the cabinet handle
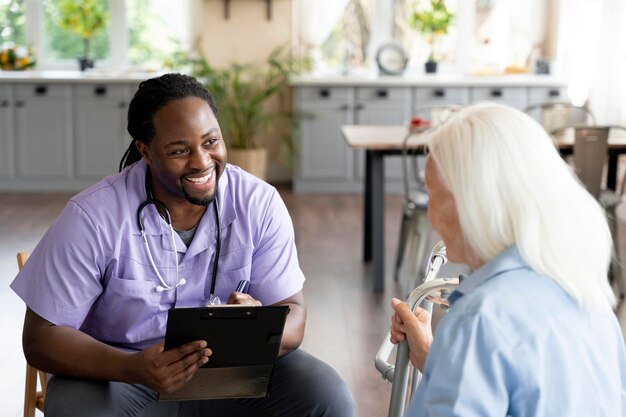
[355,103,365,111]
[94,86,107,96]
[490,89,503,98]
[118,101,127,108]
[433,89,445,98]
[0,99,8,107]
[15,100,24,108]
[319,88,330,98]
[35,85,47,96]
[376,89,388,98]
[339,104,349,111]
[549,89,560,97]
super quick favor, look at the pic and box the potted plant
[57,0,109,71]
[409,0,454,73]
[187,47,301,180]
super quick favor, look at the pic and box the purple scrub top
[11,160,305,351]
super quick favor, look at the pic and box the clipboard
[159,305,289,401]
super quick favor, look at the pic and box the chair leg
[606,207,626,303]
[394,203,416,281]
[410,211,430,290]
[24,365,37,417]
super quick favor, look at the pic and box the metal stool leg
[394,202,416,281]
[410,209,430,290]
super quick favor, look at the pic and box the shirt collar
[448,245,529,306]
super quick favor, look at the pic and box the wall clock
[375,43,408,76]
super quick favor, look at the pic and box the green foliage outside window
[127,0,181,69]
[43,0,109,61]
[0,0,26,46]
[409,0,454,62]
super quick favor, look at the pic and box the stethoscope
[136,169,221,303]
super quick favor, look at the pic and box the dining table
[341,124,626,292]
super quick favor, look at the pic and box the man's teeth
[186,172,212,184]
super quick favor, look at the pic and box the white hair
[428,102,615,310]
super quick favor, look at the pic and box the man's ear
[135,140,151,164]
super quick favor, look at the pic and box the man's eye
[170,149,187,156]
[205,138,219,146]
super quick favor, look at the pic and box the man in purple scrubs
[11,73,355,417]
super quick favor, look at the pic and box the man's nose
[189,147,211,170]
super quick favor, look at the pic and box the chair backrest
[402,105,462,199]
[571,127,610,199]
[17,252,47,417]
[525,102,596,133]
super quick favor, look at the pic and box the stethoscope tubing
[137,169,221,295]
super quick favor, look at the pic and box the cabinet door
[0,85,13,178]
[75,84,132,179]
[14,84,72,179]
[413,87,470,110]
[470,86,528,110]
[355,87,410,180]
[297,87,353,180]
[527,86,568,106]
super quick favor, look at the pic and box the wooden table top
[341,125,626,151]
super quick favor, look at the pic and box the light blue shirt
[406,246,626,417]
[11,160,305,351]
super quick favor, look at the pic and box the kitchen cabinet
[470,86,527,110]
[0,76,145,191]
[292,76,568,193]
[74,84,136,180]
[14,83,73,179]
[297,87,354,187]
[412,86,470,110]
[0,85,13,179]
[353,87,410,182]
[295,86,409,193]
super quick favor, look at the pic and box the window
[127,0,186,70]
[320,0,373,72]
[42,0,110,62]
[394,0,458,69]
[1,0,190,70]
[296,0,550,76]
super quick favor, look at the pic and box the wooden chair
[17,252,47,417]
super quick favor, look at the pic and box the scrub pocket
[92,276,160,344]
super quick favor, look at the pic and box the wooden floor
[1,188,625,417]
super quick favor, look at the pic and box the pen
[235,279,250,294]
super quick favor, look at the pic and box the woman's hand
[390,298,433,372]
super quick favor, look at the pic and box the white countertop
[290,72,567,87]
[0,70,164,83]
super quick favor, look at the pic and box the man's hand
[390,298,433,372]
[227,292,262,306]
[128,340,212,394]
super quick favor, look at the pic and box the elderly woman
[390,103,626,416]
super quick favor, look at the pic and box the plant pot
[424,61,438,74]
[78,57,94,72]
[229,148,268,180]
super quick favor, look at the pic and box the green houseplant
[409,0,454,73]
[187,47,302,180]
[57,0,109,71]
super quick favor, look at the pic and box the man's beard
[184,187,216,206]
